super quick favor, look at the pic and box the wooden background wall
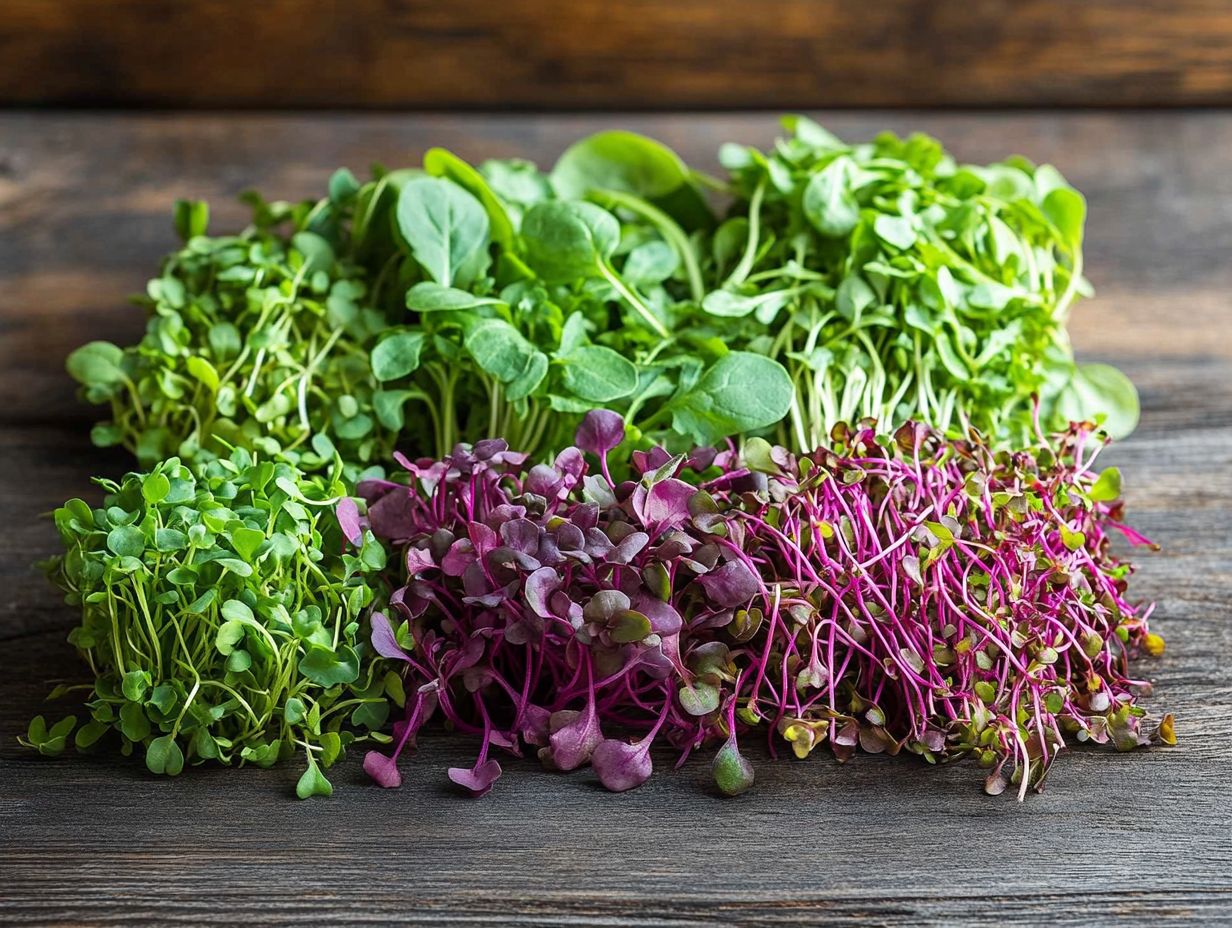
[2,0,1231,109]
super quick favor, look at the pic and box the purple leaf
[525,566,561,619]
[610,531,650,565]
[525,464,564,499]
[405,546,435,576]
[365,489,415,541]
[335,497,363,546]
[697,559,760,608]
[545,703,603,771]
[369,611,411,662]
[447,759,503,797]
[575,409,625,456]
[637,478,696,529]
[591,739,653,792]
[363,750,403,789]
[500,518,541,555]
[630,594,682,635]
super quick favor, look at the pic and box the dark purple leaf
[697,559,760,607]
[575,409,625,457]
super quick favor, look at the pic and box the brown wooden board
[1,112,1230,925]
[4,1,1232,109]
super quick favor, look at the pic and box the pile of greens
[25,451,394,796]
[29,118,1163,799]
[714,118,1138,447]
[68,118,1135,473]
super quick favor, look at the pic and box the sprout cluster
[358,412,1169,798]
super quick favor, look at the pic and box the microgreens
[28,451,394,797]
[357,411,1169,799]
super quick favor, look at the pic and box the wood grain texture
[2,112,1231,925]
[4,1,1232,109]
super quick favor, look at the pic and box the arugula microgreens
[712,116,1139,446]
[28,449,395,798]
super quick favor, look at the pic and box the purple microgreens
[360,414,1167,798]
[592,700,671,792]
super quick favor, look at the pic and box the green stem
[598,263,670,339]
[591,189,704,302]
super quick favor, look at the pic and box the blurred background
[3,0,1231,109]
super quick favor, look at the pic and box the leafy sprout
[32,450,394,797]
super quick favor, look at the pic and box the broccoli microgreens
[358,411,1169,799]
[26,450,395,798]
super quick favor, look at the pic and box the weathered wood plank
[4,1,1232,108]
[1,112,1230,925]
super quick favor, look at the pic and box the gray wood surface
[1,112,1230,926]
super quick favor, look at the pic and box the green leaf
[1060,524,1086,551]
[295,755,334,799]
[622,240,678,285]
[299,644,361,687]
[559,346,638,402]
[712,740,755,796]
[226,649,253,673]
[216,621,246,656]
[610,610,652,644]
[119,702,150,742]
[221,599,255,624]
[292,231,334,275]
[329,167,360,203]
[803,157,859,238]
[230,526,265,561]
[173,199,209,241]
[122,669,151,702]
[106,525,146,558]
[1090,467,1123,503]
[185,356,220,393]
[396,176,490,286]
[874,215,916,251]
[505,351,549,402]
[550,130,689,200]
[66,341,126,387]
[521,201,619,283]
[75,719,109,750]
[678,680,720,716]
[146,734,185,776]
[371,330,426,382]
[406,281,502,313]
[153,525,186,552]
[666,352,793,445]
[373,389,416,431]
[1042,187,1086,249]
[142,472,171,504]
[465,319,538,383]
[285,696,307,725]
[1055,362,1140,440]
[423,147,515,251]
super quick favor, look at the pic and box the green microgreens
[28,449,395,797]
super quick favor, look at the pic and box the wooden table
[2,112,1230,925]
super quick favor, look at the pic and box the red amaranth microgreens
[355,411,1172,800]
